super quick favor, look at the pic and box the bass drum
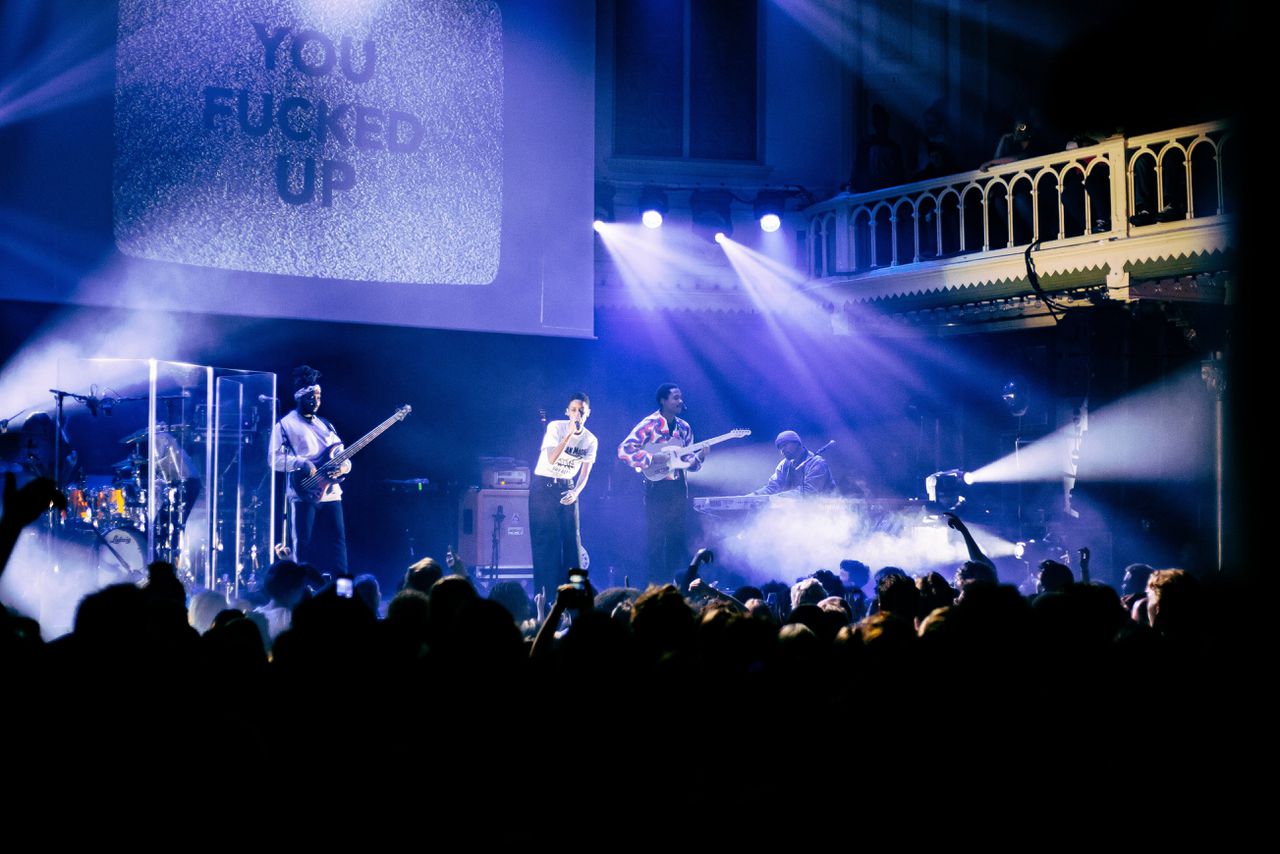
[97,525,149,577]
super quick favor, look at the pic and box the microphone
[258,394,276,403]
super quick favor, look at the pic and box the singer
[530,392,597,598]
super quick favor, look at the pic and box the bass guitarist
[270,365,349,576]
[618,383,704,583]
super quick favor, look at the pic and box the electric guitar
[640,428,751,482]
[291,405,412,503]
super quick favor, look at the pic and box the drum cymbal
[119,422,193,444]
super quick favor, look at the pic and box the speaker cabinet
[457,488,532,569]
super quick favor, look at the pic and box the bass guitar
[291,405,412,503]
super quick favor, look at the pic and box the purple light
[714,231,726,244]
[759,213,781,232]
[641,209,664,229]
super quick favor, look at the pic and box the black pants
[645,476,688,585]
[290,497,348,576]
[530,475,582,598]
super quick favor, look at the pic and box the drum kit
[57,422,199,583]
[2,380,275,602]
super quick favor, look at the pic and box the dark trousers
[530,475,582,598]
[290,498,348,577]
[645,476,688,585]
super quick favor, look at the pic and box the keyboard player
[750,430,835,497]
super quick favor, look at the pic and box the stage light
[691,188,734,241]
[714,232,726,244]
[593,220,604,232]
[925,468,968,509]
[638,185,667,229]
[753,190,787,232]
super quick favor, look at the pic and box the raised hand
[2,472,67,529]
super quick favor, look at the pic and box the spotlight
[753,190,787,232]
[638,185,668,229]
[691,188,734,242]
[714,232,726,244]
[594,181,616,223]
[1014,541,1026,559]
[593,220,604,232]
[925,468,968,510]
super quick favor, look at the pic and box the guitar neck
[686,432,744,453]
[329,412,402,465]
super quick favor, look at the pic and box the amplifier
[480,457,530,489]
[457,487,532,569]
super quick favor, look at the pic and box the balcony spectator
[850,103,905,192]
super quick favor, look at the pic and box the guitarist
[618,383,704,583]
[269,365,348,576]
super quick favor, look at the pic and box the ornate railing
[804,121,1233,278]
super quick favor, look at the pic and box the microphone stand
[488,504,506,586]
[275,414,296,561]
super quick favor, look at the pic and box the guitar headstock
[730,428,752,438]
[395,405,412,420]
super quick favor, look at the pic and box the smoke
[705,497,1011,584]
[0,529,110,639]
[691,444,783,494]
[969,367,1214,484]
[0,302,198,418]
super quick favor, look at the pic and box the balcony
[802,121,1235,334]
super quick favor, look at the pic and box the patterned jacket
[618,410,702,480]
